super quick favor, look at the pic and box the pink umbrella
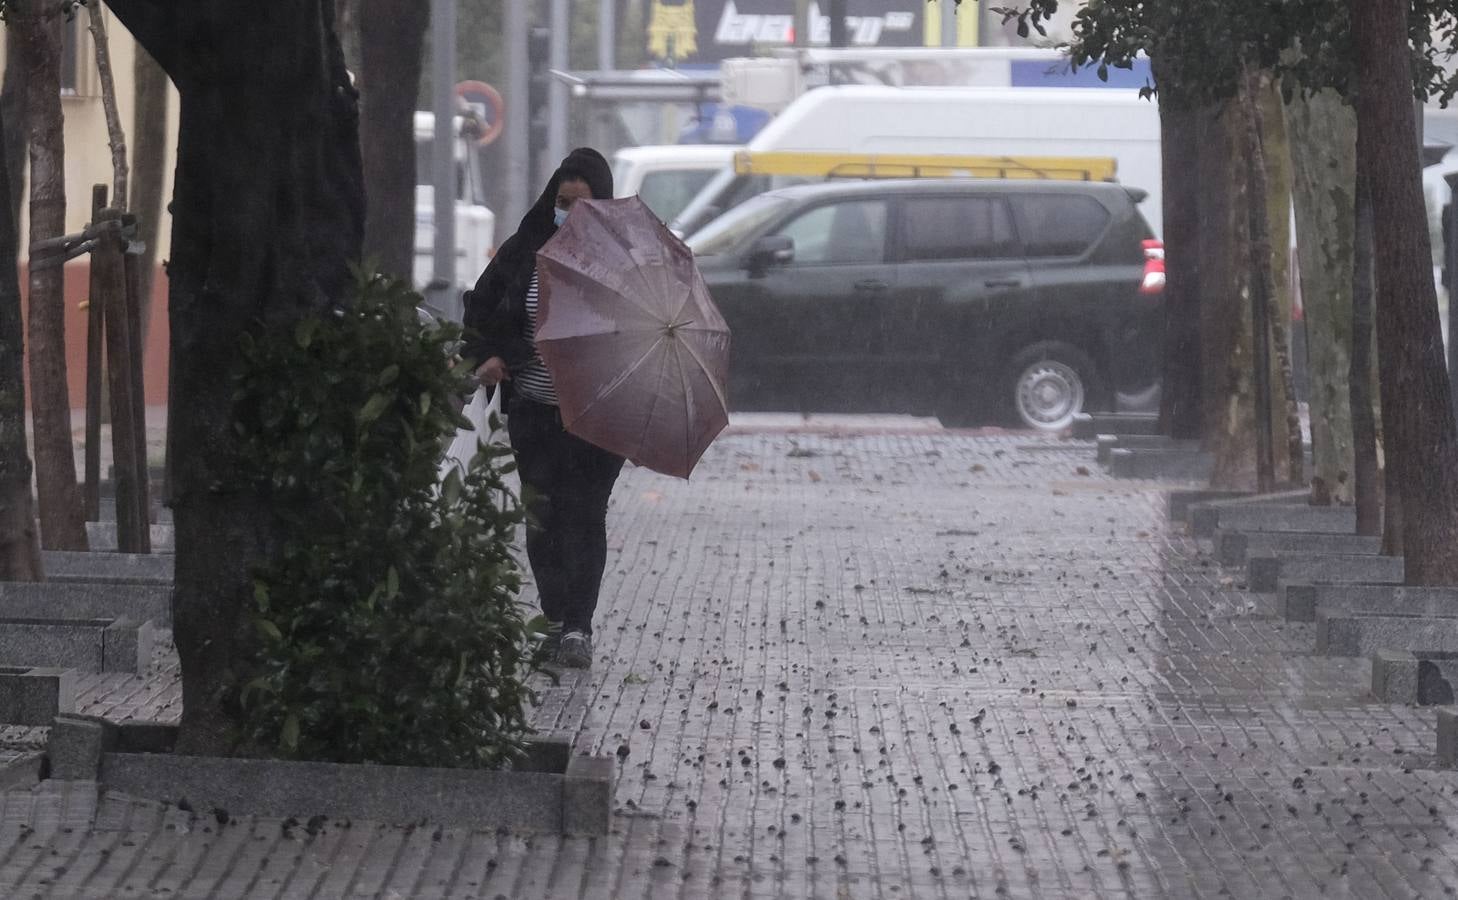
[535,197,731,479]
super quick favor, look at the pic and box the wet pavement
[1,425,1455,898]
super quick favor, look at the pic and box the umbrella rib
[675,330,732,413]
[569,334,669,424]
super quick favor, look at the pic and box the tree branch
[100,0,177,82]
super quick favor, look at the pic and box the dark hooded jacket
[461,148,615,389]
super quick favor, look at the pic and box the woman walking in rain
[462,149,622,669]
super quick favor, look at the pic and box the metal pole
[598,0,616,72]
[503,0,530,240]
[793,0,809,46]
[429,0,459,320]
[941,0,957,47]
[547,0,570,178]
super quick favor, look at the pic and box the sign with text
[648,0,924,65]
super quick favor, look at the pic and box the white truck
[670,85,1163,238]
[413,111,496,299]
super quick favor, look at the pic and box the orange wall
[18,261,170,411]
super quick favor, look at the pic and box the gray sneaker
[557,630,592,669]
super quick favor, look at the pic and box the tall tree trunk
[1201,101,1261,491]
[1287,88,1357,506]
[131,46,168,338]
[14,4,86,551]
[1153,62,1201,441]
[358,0,430,281]
[1238,74,1279,492]
[0,98,42,583]
[109,0,366,754]
[1351,169,1383,536]
[1353,0,1458,584]
[1257,75,1302,487]
[1,29,28,232]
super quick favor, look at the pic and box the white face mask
[553,206,569,227]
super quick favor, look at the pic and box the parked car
[686,178,1165,431]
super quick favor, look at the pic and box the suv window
[902,197,1018,261]
[1012,195,1111,257]
[775,200,888,265]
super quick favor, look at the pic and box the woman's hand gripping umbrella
[534,197,731,479]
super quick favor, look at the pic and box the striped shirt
[514,270,559,406]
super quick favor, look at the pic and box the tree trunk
[1286,88,1357,506]
[0,97,42,582]
[1153,63,1201,441]
[1258,77,1302,488]
[1238,74,1279,492]
[358,0,430,281]
[108,0,365,754]
[1351,168,1383,536]
[86,3,129,212]
[1353,0,1458,584]
[14,4,86,551]
[1201,101,1261,491]
[1,29,28,232]
[131,46,168,338]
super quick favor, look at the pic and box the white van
[612,145,738,224]
[414,112,496,297]
[670,85,1163,238]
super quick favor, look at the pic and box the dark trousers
[507,396,624,635]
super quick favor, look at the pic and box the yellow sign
[733,150,1119,182]
[648,0,699,61]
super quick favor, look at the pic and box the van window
[775,200,888,265]
[1012,195,1111,257]
[902,197,1018,261]
[638,169,720,222]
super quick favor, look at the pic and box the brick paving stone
[3,429,1458,897]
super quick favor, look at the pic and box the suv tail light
[1140,239,1166,295]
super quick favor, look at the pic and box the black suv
[687,178,1164,431]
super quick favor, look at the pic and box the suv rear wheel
[1008,341,1102,432]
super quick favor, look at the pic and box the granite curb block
[1071,412,1159,440]
[37,552,174,587]
[1096,435,1197,465]
[48,718,614,835]
[1186,490,1315,538]
[0,666,76,725]
[0,583,172,627]
[0,752,45,791]
[1439,707,1458,766]
[1316,610,1458,657]
[1166,490,1252,524]
[1370,650,1458,705]
[0,617,154,673]
[1246,552,1405,594]
[1191,502,1356,541]
[1279,583,1458,623]
[86,523,175,554]
[1108,448,1214,481]
[1216,530,1382,568]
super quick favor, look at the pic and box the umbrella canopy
[535,196,731,479]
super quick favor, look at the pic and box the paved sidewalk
[0,428,1454,898]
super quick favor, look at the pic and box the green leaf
[378,364,400,386]
[253,582,271,613]
[281,714,300,751]
[386,566,400,600]
[294,318,320,349]
[256,619,283,642]
[359,392,391,424]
